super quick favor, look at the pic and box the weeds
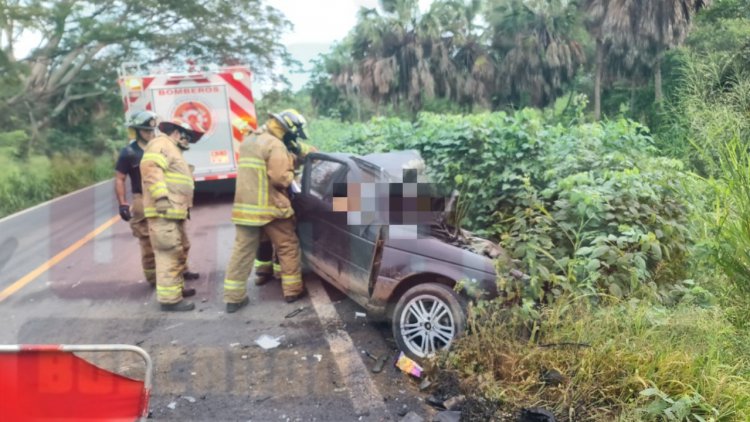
[441,298,750,421]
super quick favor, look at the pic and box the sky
[269,0,435,92]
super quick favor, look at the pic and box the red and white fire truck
[117,63,258,185]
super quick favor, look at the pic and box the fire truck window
[309,159,346,201]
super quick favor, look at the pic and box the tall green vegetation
[309,0,711,120]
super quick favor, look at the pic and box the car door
[296,154,381,305]
[296,155,350,292]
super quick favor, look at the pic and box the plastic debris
[167,401,177,410]
[230,342,241,348]
[395,352,423,378]
[241,355,248,360]
[418,379,432,391]
[181,396,196,403]
[255,334,283,350]
[313,354,322,362]
[355,312,367,319]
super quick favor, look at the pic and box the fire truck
[117,63,258,186]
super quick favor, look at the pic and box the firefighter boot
[161,300,195,312]
[226,296,249,313]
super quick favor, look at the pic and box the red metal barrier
[0,344,152,422]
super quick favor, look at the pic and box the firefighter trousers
[149,217,189,304]
[224,218,303,303]
[254,234,281,278]
[130,194,156,284]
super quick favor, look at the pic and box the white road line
[0,178,112,224]
[307,279,389,418]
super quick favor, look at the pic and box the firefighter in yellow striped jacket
[224,110,308,313]
[141,118,205,312]
[254,141,317,286]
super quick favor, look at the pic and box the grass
[438,297,750,421]
[0,148,114,218]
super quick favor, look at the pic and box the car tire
[392,283,466,361]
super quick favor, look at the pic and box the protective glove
[155,197,171,215]
[119,204,132,222]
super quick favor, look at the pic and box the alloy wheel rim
[400,294,455,358]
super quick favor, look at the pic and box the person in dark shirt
[115,111,200,286]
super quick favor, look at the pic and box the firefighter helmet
[158,118,206,144]
[269,109,308,140]
[127,110,158,130]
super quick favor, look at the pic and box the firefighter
[141,118,205,312]
[254,141,317,286]
[224,109,308,313]
[115,111,158,285]
[116,111,200,286]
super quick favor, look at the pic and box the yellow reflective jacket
[140,135,194,220]
[232,128,295,226]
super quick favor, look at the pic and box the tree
[584,0,710,119]
[487,0,585,108]
[0,0,292,155]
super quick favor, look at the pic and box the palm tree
[487,0,585,108]
[584,0,711,119]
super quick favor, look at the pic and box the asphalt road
[0,180,435,421]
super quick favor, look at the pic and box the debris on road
[400,411,424,422]
[181,396,197,403]
[255,334,283,350]
[355,311,367,319]
[362,349,390,373]
[520,408,556,422]
[426,396,446,410]
[241,355,248,360]
[419,379,432,391]
[313,354,322,362]
[230,342,241,348]
[285,306,306,318]
[433,410,461,422]
[395,352,423,378]
[167,401,177,410]
[443,395,465,411]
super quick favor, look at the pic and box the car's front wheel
[392,283,466,360]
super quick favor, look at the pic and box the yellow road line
[0,215,120,303]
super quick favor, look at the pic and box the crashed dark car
[293,150,507,360]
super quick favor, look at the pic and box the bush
[312,111,692,302]
[0,152,113,219]
[440,299,750,421]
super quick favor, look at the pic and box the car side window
[309,159,347,201]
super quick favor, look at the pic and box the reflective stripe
[224,279,246,290]
[142,153,168,169]
[281,274,302,286]
[150,188,169,198]
[239,157,266,166]
[156,285,181,293]
[273,263,281,272]
[165,172,194,186]
[144,208,188,219]
[254,259,272,267]
[144,269,156,274]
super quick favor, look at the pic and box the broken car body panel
[293,151,500,317]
